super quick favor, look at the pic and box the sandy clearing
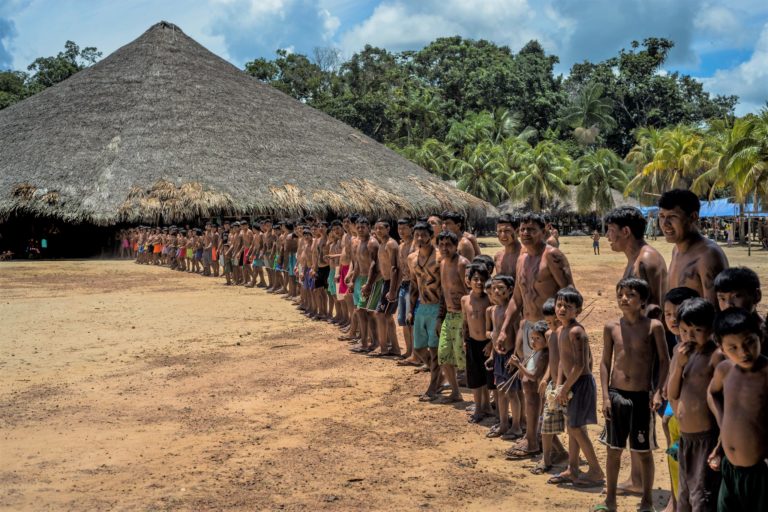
[2,238,766,511]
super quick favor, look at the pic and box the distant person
[592,230,600,255]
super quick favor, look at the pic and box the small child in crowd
[461,264,493,423]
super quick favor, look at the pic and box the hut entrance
[0,215,116,259]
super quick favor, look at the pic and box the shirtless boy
[284,221,299,297]
[493,214,522,278]
[658,189,728,305]
[350,217,378,352]
[337,215,358,334]
[363,219,401,356]
[667,297,724,511]
[408,222,442,400]
[396,219,417,363]
[546,222,560,248]
[714,267,768,353]
[462,264,493,422]
[597,278,669,512]
[550,286,604,488]
[486,274,518,439]
[437,230,470,402]
[311,222,330,320]
[709,308,768,511]
[441,211,476,261]
[592,230,600,255]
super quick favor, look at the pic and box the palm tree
[560,82,615,145]
[573,148,631,229]
[453,142,509,205]
[626,125,713,196]
[506,141,571,212]
[445,111,494,149]
[394,138,455,179]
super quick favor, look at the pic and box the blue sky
[1,0,766,114]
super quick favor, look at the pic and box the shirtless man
[337,215,358,335]
[245,222,262,287]
[365,219,401,356]
[230,222,244,284]
[201,223,213,276]
[441,211,475,260]
[598,278,669,512]
[493,213,522,278]
[437,230,470,403]
[261,220,276,291]
[546,222,560,248]
[241,222,254,286]
[284,222,299,297]
[350,217,378,352]
[396,219,417,363]
[409,222,442,400]
[659,189,728,305]
[311,222,330,320]
[210,224,220,277]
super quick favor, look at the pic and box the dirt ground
[2,237,766,511]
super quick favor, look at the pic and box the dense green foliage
[3,35,760,216]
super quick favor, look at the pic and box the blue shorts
[397,281,411,326]
[413,303,440,349]
[353,276,366,308]
[288,253,297,277]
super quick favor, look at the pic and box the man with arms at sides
[659,189,728,306]
[493,213,522,278]
[497,213,574,453]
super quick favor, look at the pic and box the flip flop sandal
[486,425,503,438]
[468,413,486,423]
[500,431,522,441]
[572,478,606,488]
[546,473,573,485]
[418,394,437,402]
[529,461,552,475]
[505,448,540,460]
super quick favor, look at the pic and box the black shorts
[314,266,330,289]
[465,337,495,390]
[566,374,597,428]
[599,388,657,452]
[679,429,721,511]
[376,279,398,315]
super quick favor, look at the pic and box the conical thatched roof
[0,21,494,225]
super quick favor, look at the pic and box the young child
[661,287,701,511]
[550,286,604,487]
[506,320,549,458]
[597,278,669,512]
[592,230,600,255]
[535,298,567,474]
[714,267,768,354]
[667,297,724,512]
[709,308,768,511]
[462,264,493,423]
[486,274,520,439]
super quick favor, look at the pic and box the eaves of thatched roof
[0,21,495,225]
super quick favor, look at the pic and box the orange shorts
[133,243,138,251]
[153,244,162,254]
[212,247,218,261]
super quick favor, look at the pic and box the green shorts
[364,278,384,311]
[413,303,440,349]
[354,276,367,308]
[438,311,465,369]
[328,267,337,296]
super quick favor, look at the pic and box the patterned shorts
[541,382,566,435]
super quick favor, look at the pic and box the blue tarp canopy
[700,198,739,218]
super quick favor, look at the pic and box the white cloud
[701,22,768,114]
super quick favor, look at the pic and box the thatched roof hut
[0,22,493,225]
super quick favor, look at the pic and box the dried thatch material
[0,21,494,225]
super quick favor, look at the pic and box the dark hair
[556,286,583,308]
[532,320,549,337]
[492,274,515,290]
[714,307,762,342]
[440,211,464,228]
[413,222,433,237]
[467,264,490,283]
[397,218,413,226]
[472,255,494,275]
[616,277,651,304]
[605,207,647,240]
[437,230,458,245]
[659,189,700,215]
[714,267,761,296]
[518,213,547,229]
[285,221,295,230]
[347,213,360,223]
[356,216,370,225]
[677,298,715,328]
[484,279,493,289]
[497,213,520,229]
[376,218,390,227]
[329,219,342,228]
[664,287,700,306]
[542,298,556,316]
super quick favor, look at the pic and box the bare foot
[616,479,643,495]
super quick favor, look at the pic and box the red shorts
[338,264,350,296]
